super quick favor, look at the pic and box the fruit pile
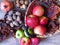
[25,0,60,37]
[15,0,60,45]
[0,0,60,45]
[26,5,47,35]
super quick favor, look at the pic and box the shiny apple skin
[16,30,25,39]
[39,16,48,25]
[33,5,44,17]
[26,15,38,28]
[34,25,46,35]
[20,37,31,45]
[31,37,40,45]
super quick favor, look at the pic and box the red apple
[33,5,44,17]
[26,15,38,28]
[0,1,13,12]
[20,37,31,45]
[31,37,40,45]
[34,25,46,35]
[39,16,48,25]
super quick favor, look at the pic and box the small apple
[16,30,25,39]
[33,5,44,17]
[26,15,38,28]
[24,28,36,38]
[39,16,48,25]
[20,37,31,45]
[31,37,40,45]
[28,28,34,35]
[34,25,46,35]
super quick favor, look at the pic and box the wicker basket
[25,0,60,38]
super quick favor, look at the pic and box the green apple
[24,28,34,37]
[24,30,29,37]
[28,28,34,35]
[16,30,25,39]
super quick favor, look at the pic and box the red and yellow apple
[33,5,44,17]
[20,37,31,45]
[34,25,46,35]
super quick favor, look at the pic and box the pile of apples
[26,5,48,35]
[16,5,49,45]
